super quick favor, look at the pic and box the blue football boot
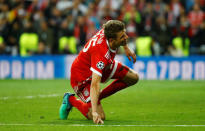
[59,93,75,120]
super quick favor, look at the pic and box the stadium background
[0,0,205,80]
[0,0,205,130]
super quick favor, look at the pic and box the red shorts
[71,61,129,103]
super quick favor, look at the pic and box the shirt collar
[106,39,116,53]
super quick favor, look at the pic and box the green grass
[0,80,205,130]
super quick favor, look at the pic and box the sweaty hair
[103,20,125,39]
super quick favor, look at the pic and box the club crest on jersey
[97,61,104,70]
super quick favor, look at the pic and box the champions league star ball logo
[97,61,105,70]
[84,89,89,96]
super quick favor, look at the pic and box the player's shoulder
[92,39,108,54]
[89,30,112,61]
[91,30,108,51]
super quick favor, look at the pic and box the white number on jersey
[83,37,98,52]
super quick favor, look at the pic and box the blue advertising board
[0,55,204,80]
[0,55,72,79]
[130,56,205,80]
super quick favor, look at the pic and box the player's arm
[90,72,104,124]
[123,45,136,63]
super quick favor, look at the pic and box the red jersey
[71,29,117,86]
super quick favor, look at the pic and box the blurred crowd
[0,0,205,56]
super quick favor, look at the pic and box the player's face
[114,29,128,47]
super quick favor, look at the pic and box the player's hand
[124,46,136,63]
[92,112,104,124]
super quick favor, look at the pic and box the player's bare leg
[99,67,139,100]
[122,68,139,86]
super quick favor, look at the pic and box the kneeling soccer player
[59,20,139,124]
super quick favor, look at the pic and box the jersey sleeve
[90,48,108,77]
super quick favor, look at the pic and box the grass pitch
[0,79,205,131]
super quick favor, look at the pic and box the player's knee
[128,72,139,86]
[87,116,92,120]
[87,110,93,120]
[123,69,139,86]
[101,113,106,120]
[133,73,139,85]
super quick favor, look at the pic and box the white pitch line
[0,94,61,100]
[0,124,205,127]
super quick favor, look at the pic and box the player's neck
[107,40,117,53]
[109,42,118,50]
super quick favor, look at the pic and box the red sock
[99,79,128,100]
[69,96,91,119]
